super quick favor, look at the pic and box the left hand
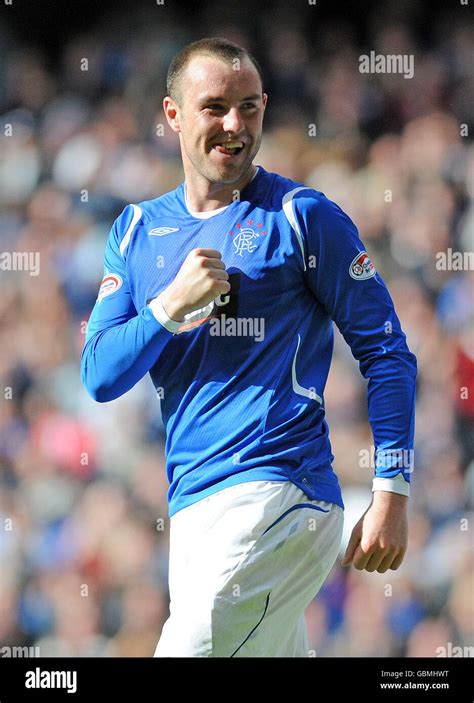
[341,491,408,573]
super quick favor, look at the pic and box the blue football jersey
[81,166,417,516]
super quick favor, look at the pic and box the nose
[222,107,243,135]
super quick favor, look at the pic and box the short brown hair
[166,37,264,104]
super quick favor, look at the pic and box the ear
[262,93,268,111]
[163,96,181,133]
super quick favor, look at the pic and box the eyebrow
[200,94,262,103]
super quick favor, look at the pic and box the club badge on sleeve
[349,251,376,280]
[97,273,123,302]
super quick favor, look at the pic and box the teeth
[219,141,243,149]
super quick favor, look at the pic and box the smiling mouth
[212,140,245,156]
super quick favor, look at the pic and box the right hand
[160,248,230,322]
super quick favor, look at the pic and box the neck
[184,164,257,212]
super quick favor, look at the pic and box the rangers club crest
[229,220,267,256]
[349,251,376,280]
[233,227,259,256]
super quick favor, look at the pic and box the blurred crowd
[0,2,473,658]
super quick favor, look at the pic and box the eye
[241,103,257,110]
[205,104,225,111]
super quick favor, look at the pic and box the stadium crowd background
[0,0,472,657]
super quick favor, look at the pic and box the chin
[219,170,248,185]
[215,159,252,180]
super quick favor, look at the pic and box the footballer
[81,38,416,657]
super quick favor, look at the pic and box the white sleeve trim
[119,204,142,257]
[282,187,310,272]
[372,475,410,498]
[148,295,183,333]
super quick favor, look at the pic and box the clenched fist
[160,249,230,322]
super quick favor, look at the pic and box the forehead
[182,55,262,101]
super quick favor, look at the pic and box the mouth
[212,140,245,157]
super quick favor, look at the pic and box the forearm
[81,305,173,402]
[365,351,417,489]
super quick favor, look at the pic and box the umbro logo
[148,227,180,236]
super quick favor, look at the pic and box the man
[81,37,417,657]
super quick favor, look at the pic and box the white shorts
[154,480,344,657]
